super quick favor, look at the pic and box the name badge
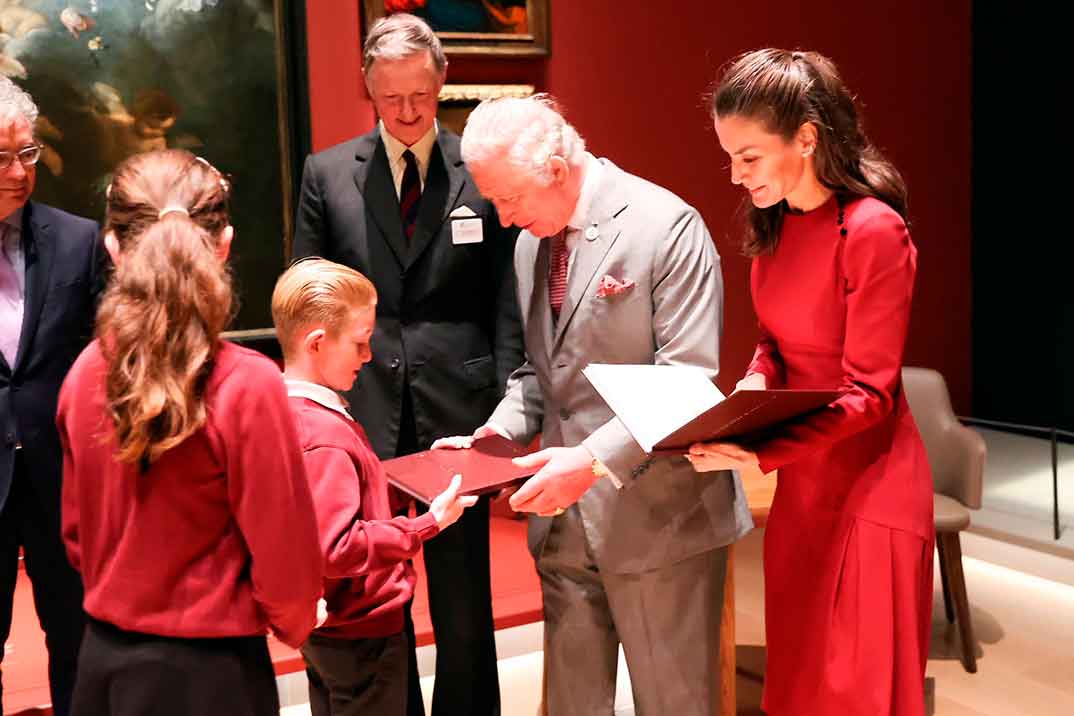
[451,217,484,245]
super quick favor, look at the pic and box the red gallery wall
[304,1,972,412]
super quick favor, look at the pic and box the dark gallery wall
[304,1,973,412]
[972,3,1070,432]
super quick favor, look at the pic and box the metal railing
[959,416,1072,541]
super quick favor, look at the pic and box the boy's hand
[429,474,478,530]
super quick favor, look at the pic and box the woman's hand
[685,441,759,473]
[734,372,768,393]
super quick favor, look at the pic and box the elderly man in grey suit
[446,95,753,715]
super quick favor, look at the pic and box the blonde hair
[98,149,233,466]
[272,258,378,360]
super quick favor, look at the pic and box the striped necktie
[400,149,421,241]
[548,230,569,321]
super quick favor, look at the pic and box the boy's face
[313,306,375,392]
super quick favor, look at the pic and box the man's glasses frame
[0,145,44,171]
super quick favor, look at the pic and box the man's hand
[315,598,329,628]
[509,445,598,516]
[430,423,504,450]
[685,441,759,473]
[429,474,479,530]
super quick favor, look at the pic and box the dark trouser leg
[305,658,331,716]
[423,495,500,716]
[301,632,409,716]
[72,619,278,716]
[396,384,427,716]
[1,460,84,716]
[0,481,21,715]
[19,483,85,716]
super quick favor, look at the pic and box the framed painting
[437,83,534,135]
[363,1,549,57]
[8,0,311,334]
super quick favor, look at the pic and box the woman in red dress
[688,49,934,715]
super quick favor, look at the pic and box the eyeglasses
[0,145,43,171]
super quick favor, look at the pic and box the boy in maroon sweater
[272,258,476,716]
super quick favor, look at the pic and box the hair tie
[158,206,190,219]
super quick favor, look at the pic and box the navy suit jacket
[0,201,104,512]
[293,127,523,458]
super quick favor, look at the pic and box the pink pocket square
[596,275,635,298]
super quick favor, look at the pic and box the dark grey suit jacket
[293,127,523,458]
[0,201,104,513]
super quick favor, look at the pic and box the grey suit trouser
[536,507,728,716]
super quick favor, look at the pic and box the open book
[582,363,840,453]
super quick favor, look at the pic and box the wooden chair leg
[719,545,736,715]
[936,535,955,623]
[940,531,977,673]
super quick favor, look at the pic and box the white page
[582,364,725,452]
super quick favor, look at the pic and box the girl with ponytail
[688,50,934,715]
[56,149,323,716]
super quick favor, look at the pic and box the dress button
[390,357,401,370]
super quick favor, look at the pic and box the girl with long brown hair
[688,50,933,714]
[56,149,323,716]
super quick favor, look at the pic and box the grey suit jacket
[489,159,753,575]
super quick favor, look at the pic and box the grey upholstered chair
[902,367,986,673]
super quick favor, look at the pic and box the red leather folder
[382,435,536,504]
[651,389,841,452]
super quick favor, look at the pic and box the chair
[902,367,986,673]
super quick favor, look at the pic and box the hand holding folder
[382,434,537,504]
[582,363,841,454]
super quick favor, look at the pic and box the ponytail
[97,149,234,466]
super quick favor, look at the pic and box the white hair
[0,76,39,128]
[363,13,447,77]
[460,94,586,186]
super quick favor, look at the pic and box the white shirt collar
[284,378,354,422]
[379,120,438,173]
[566,153,602,231]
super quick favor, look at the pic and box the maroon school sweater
[286,387,439,639]
[56,341,322,648]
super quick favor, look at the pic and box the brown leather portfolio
[651,389,841,452]
[382,435,536,504]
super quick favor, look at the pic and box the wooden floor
[731,528,1074,715]
[6,521,1074,715]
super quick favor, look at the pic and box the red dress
[748,196,934,715]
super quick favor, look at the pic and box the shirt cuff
[483,421,512,440]
[591,456,623,489]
